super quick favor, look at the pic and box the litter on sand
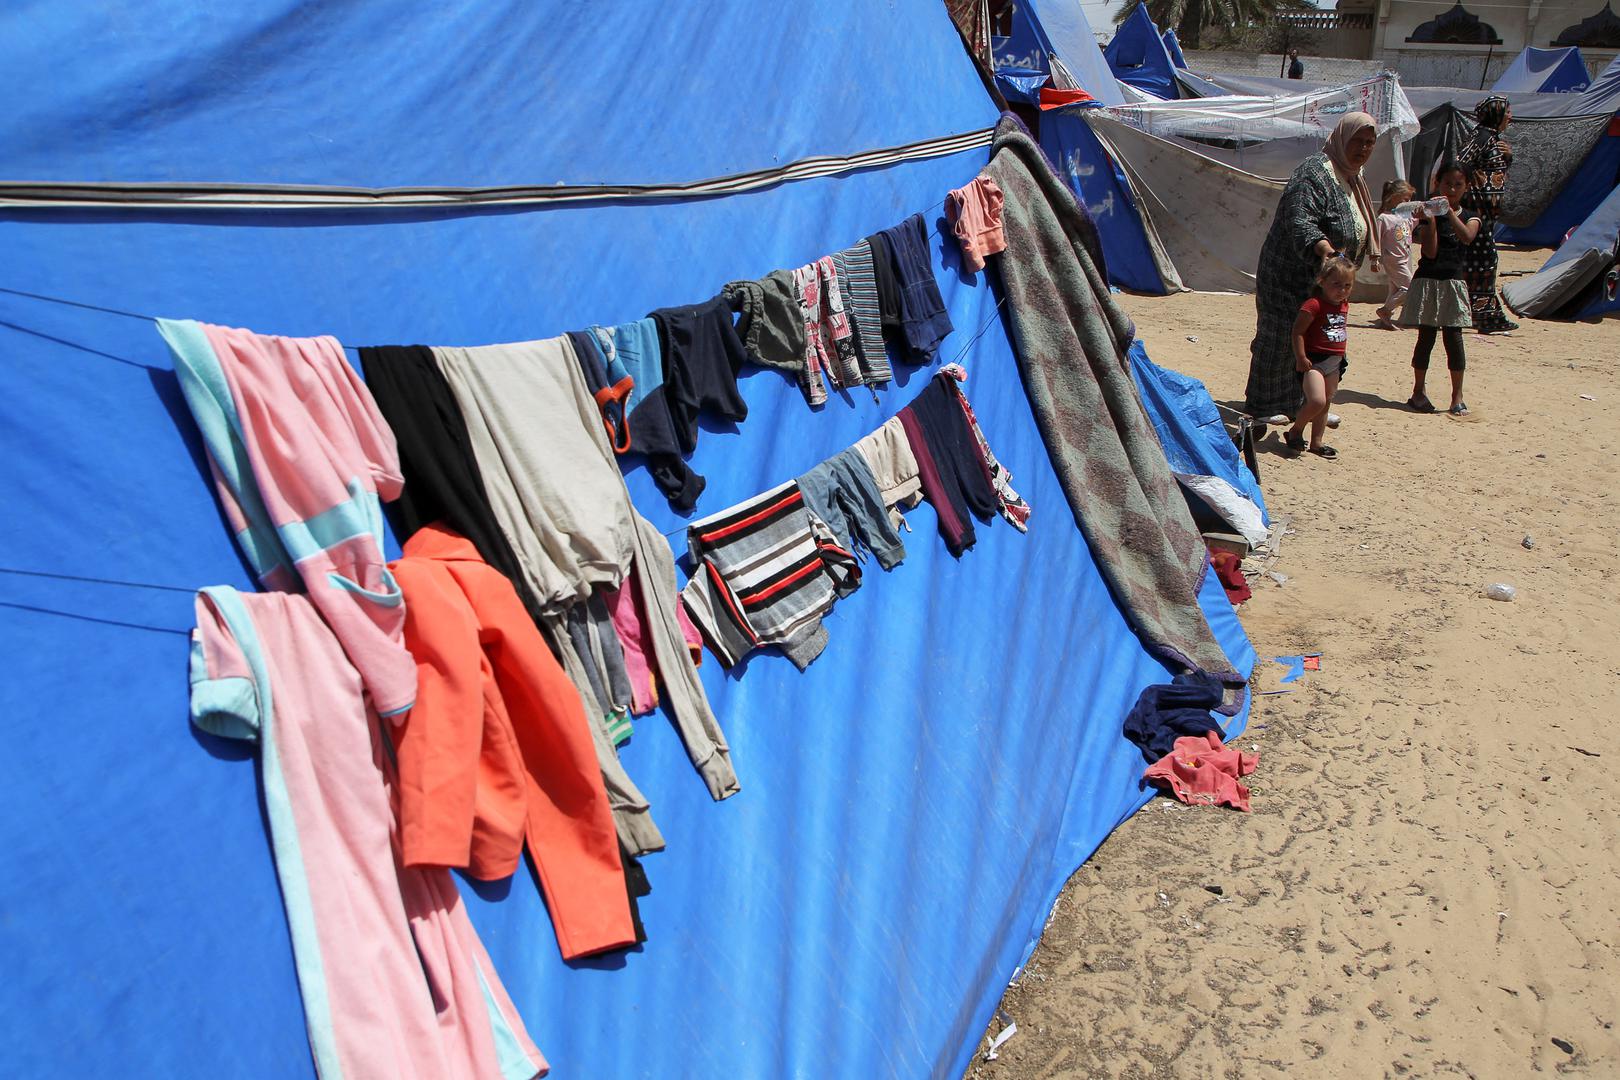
[1259,652,1321,694]
[984,1012,1018,1060]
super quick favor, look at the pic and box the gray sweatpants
[435,335,739,807]
[796,447,907,571]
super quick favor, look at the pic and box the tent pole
[1479,44,1494,90]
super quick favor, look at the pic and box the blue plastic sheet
[1529,184,1620,319]
[1492,46,1591,94]
[0,4,1253,1077]
[995,69,1051,104]
[1039,108,1168,293]
[1129,341,1268,525]
[1162,28,1189,70]
[1104,4,1178,100]
[1026,0,1124,107]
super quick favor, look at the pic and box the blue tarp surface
[1029,0,1126,106]
[1492,46,1591,94]
[1526,183,1620,319]
[1129,341,1268,525]
[1039,107,1168,293]
[992,0,1054,79]
[0,4,1253,1078]
[1162,28,1189,69]
[1104,4,1178,100]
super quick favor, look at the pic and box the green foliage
[1113,0,1316,50]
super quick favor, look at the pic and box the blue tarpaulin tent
[1130,342,1267,524]
[1038,106,1170,292]
[1504,184,1620,320]
[1492,46,1592,94]
[1163,28,1190,69]
[0,3,1251,1078]
[992,1,1057,104]
[1105,4,1179,99]
[975,0,1166,291]
[1028,0,1126,107]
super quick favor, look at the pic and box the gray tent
[1502,185,1620,320]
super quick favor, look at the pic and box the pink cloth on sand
[1143,730,1259,812]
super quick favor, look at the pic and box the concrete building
[1325,1,1620,86]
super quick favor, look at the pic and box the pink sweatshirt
[161,318,417,717]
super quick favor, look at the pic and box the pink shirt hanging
[945,176,1007,274]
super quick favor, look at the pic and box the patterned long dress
[1459,129,1515,332]
[1244,154,1368,420]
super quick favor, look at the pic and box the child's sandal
[1284,432,1307,455]
[1308,444,1339,459]
[1448,402,1469,417]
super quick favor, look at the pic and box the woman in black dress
[1457,96,1518,333]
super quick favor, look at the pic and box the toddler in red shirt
[1284,256,1354,459]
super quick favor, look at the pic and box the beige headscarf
[1321,112,1380,261]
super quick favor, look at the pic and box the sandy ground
[966,247,1620,1079]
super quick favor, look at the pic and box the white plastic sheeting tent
[1083,74,1420,293]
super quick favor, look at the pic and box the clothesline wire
[0,600,192,637]
[655,291,1008,543]
[0,200,966,356]
[0,295,1013,589]
[6,196,998,553]
[0,565,200,594]
[0,285,154,322]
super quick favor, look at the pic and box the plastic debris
[1186,335,1199,343]
[1203,884,1224,896]
[1521,535,1535,549]
[1579,394,1596,401]
[984,1012,1018,1060]
[1484,582,1517,602]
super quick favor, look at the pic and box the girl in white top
[1372,180,1416,329]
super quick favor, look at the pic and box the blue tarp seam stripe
[0,129,995,211]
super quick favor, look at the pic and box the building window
[1405,1,1503,45]
[1553,3,1620,49]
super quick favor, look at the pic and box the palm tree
[1114,0,1315,51]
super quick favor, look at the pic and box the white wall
[1378,1,1616,55]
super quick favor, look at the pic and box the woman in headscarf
[1244,113,1380,430]
[1457,95,1517,333]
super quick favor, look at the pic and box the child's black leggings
[1412,326,1466,372]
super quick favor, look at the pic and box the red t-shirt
[1298,296,1348,355]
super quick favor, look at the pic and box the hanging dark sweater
[866,229,904,338]
[358,344,546,621]
[878,212,954,364]
[897,373,999,557]
[639,296,753,512]
[1122,671,1227,763]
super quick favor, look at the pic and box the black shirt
[1414,212,1471,280]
